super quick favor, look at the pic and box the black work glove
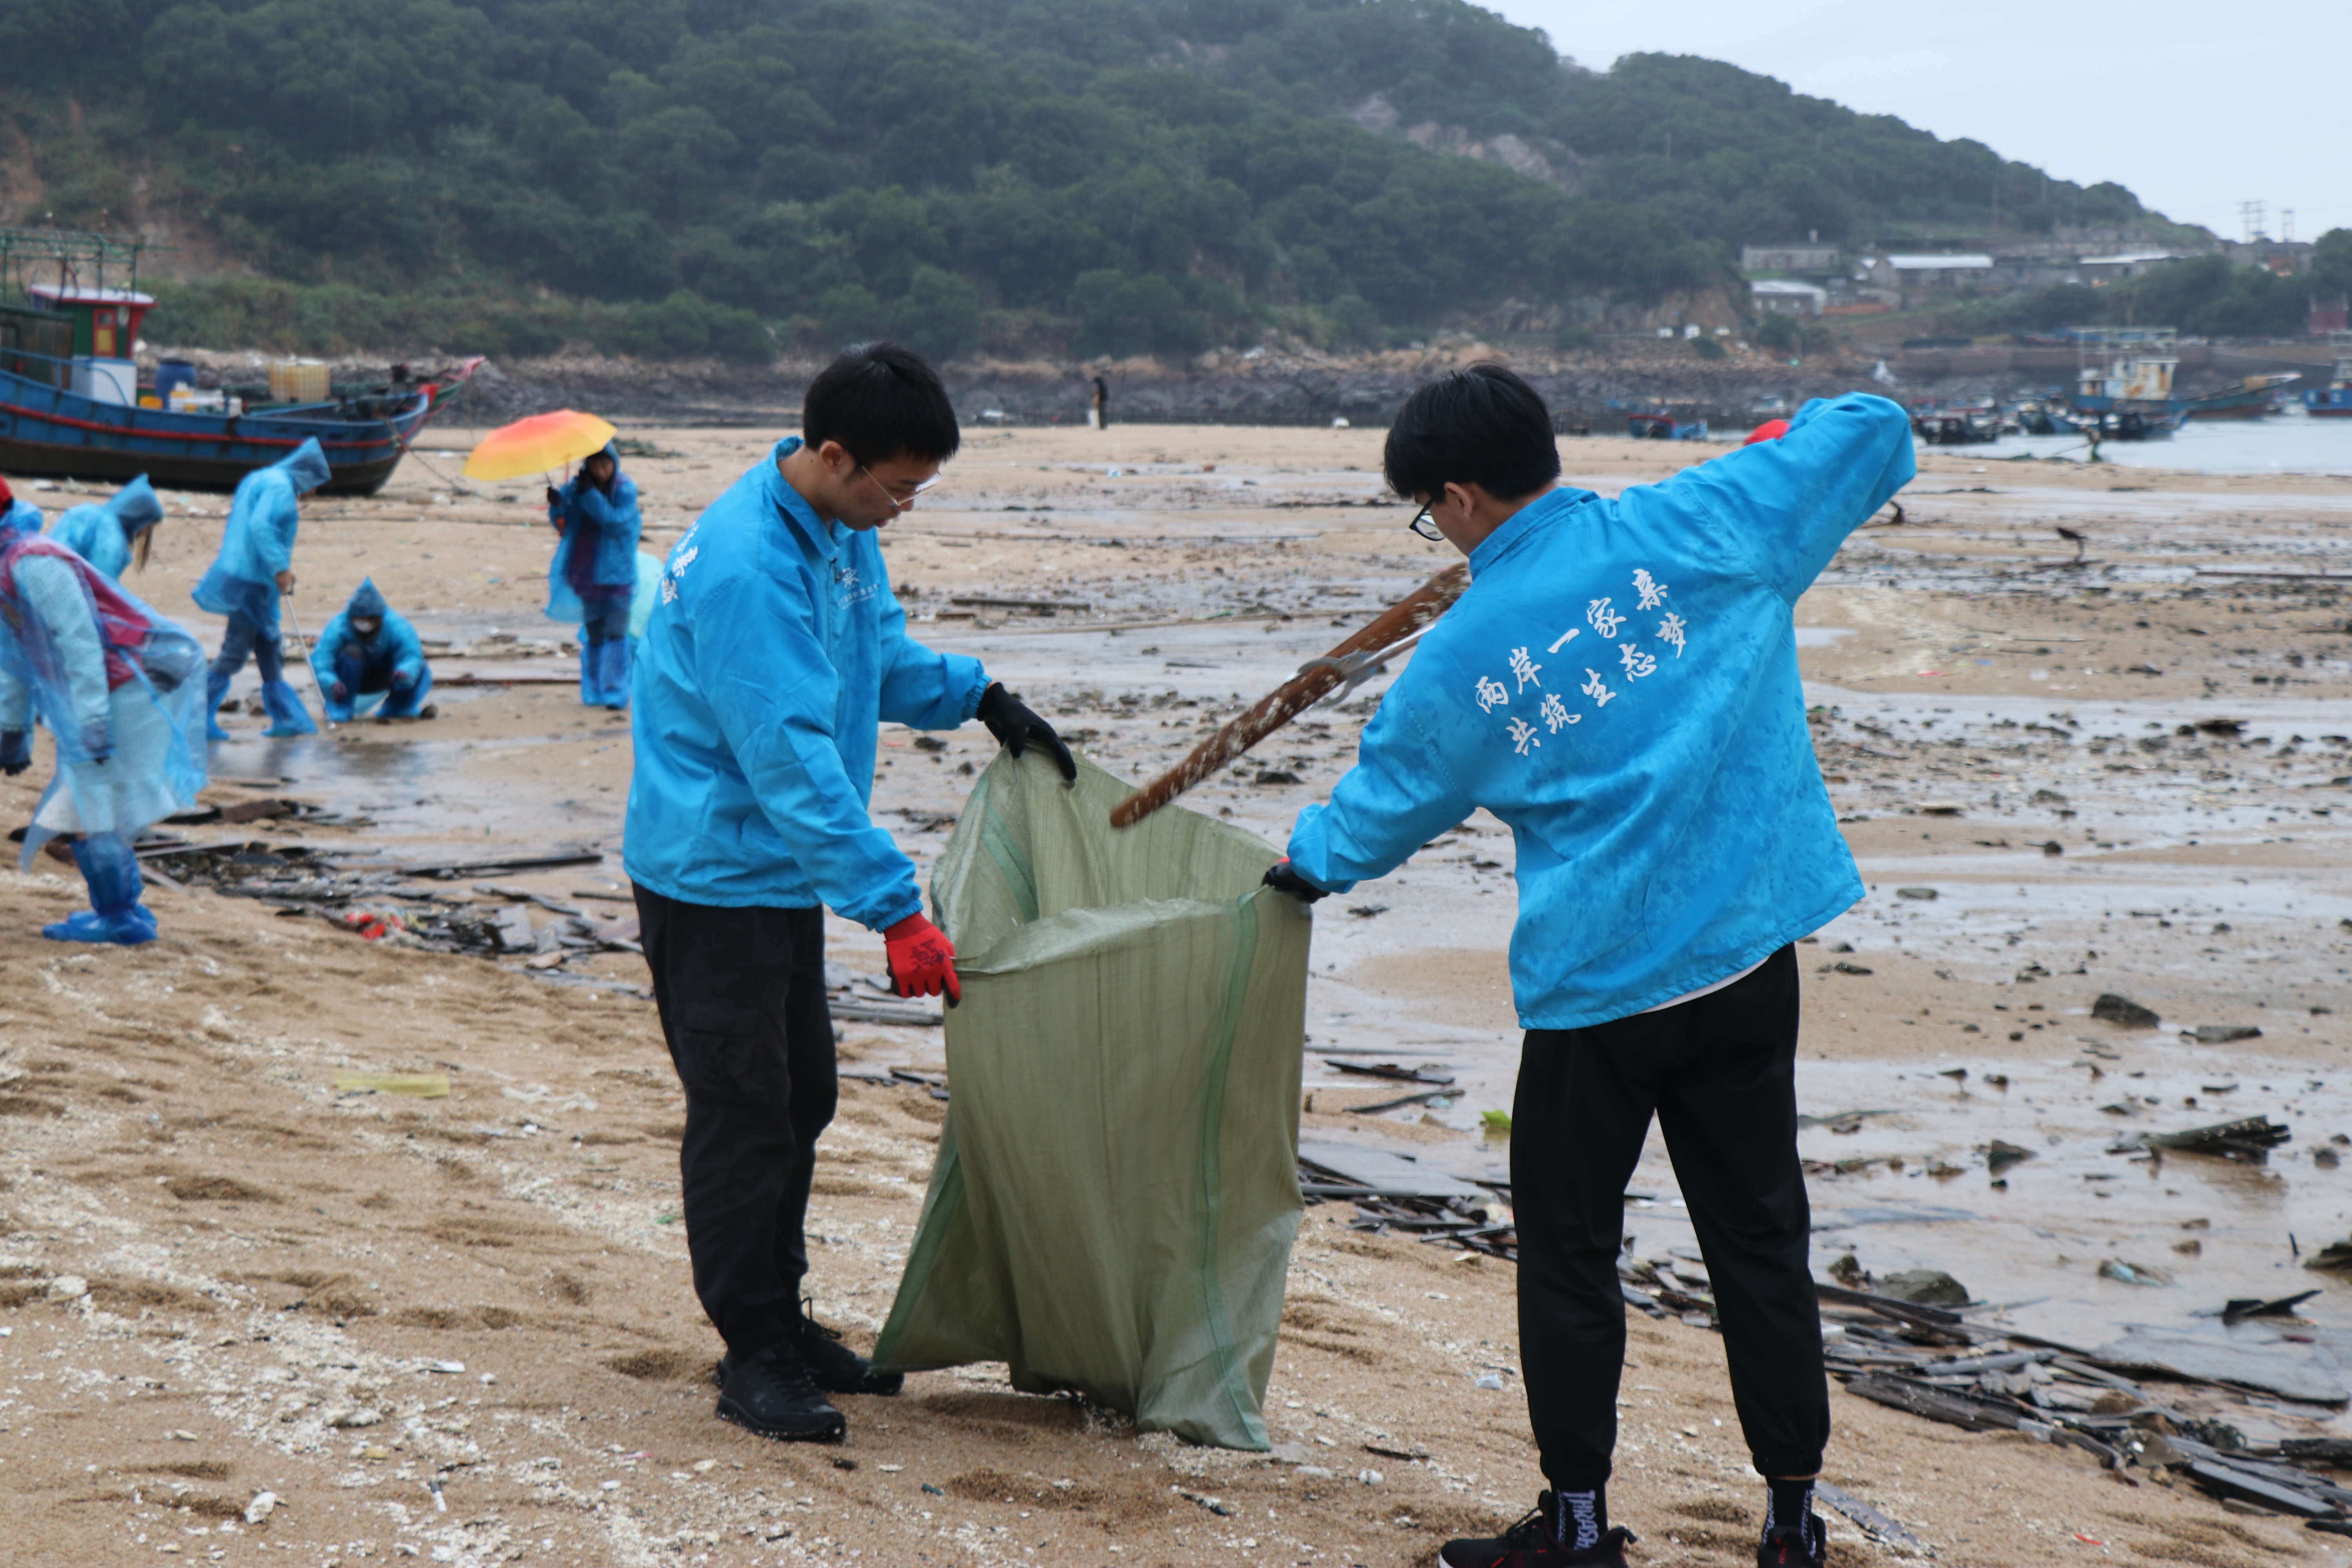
[975,682,1076,782]
[545,485,561,508]
[0,730,27,776]
[1263,860,1328,903]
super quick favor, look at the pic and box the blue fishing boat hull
[0,358,467,494]
[2307,388,2352,418]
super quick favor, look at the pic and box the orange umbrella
[463,409,619,481]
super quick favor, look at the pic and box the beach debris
[2115,1115,2292,1163]
[1480,1110,1512,1132]
[332,1073,450,1098]
[2303,1238,2352,1271]
[1827,1253,1869,1289]
[2092,993,2161,1029]
[1345,1088,1456,1116]
[1918,802,1963,816]
[1813,1481,1925,1552]
[2098,1258,2171,1287]
[2217,1291,2320,1324]
[1985,1139,2036,1172]
[1321,1058,1455,1086]
[243,1492,279,1525]
[1877,1269,1969,1307]
[2189,1024,2262,1044]
[1895,886,1938,900]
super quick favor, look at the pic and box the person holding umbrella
[546,441,641,710]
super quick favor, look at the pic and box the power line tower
[2283,209,2296,243]
[2240,200,2267,243]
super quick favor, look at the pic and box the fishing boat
[2183,371,2301,421]
[2306,333,2352,418]
[2067,327,2181,438]
[1911,405,1999,445]
[0,228,477,494]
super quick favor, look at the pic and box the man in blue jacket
[310,578,432,722]
[194,438,331,739]
[1270,368,1913,1568]
[624,343,1074,1447]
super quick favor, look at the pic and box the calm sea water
[1983,408,2352,475]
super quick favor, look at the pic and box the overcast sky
[1484,0,2350,243]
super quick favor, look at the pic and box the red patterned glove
[884,914,960,1004]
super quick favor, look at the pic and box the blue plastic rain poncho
[629,548,662,642]
[309,577,432,721]
[623,437,990,926]
[547,442,642,708]
[193,438,329,738]
[0,509,209,944]
[47,475,163,582]
[1284,393,1916,1029]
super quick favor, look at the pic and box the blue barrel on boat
[155,359,196,403]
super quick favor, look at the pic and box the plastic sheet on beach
[872,751,1309,1450]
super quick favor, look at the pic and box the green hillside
[0,0,2178,360]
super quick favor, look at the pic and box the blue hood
[107,474,163,537]
[345,577,389,620]
[279,437,332,495]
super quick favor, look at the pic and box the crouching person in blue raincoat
[194,437,330,739]
[546,442,641,709]
[1268,369,1915,1568]
[0,497,208,944]
[310,578,432,722]
[48,474,164,583]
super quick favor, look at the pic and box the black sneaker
[792,1303,904,1396]
[715,1344,846,1443]
[711,1310,905,1398]
[1441,1493,1637,1568]
[1758,1513,1826,1568]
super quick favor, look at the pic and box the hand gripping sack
[871,751,1309,1449]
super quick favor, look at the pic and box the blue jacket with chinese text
[1285,393,1915,1029]
[622,439,991,926]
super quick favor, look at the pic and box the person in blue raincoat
[47,474,163,582]
[623,344,1075,1450]
[545,442,641,709]
[1268,369,1914,1568]
[0,490,208,944]
[193,438,330,739]
[309,578,432,722]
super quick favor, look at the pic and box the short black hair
[802,342,961,465]
[1382,363,1559,503]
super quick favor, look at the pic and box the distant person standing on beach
[546,440,642,711]
[1091,374,1109,430]
[1267,367,1915,1568]
[193,437,329,739]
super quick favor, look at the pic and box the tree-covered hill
[0,0,2179,361]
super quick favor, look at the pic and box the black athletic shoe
[711,1310,906,1398]
[715,1344,846,1443]
[1758,1513,1827,1568]
[792,1305,904,1396]
[1441,1493,1638,1568]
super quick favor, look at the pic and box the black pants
[1513,944,1826,1488]
[635,887,836,1361]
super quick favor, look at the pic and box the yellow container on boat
[268,359,328,403]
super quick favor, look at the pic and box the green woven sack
[871,751,1310,1450]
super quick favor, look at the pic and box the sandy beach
[2,422,2351,1566]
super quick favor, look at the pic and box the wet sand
[0,428,2349,1564]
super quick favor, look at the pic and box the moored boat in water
[2307,333,2352,418]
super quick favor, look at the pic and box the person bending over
[624,342,1076,1446]
[311,578,432,722]
[194,438,330,739]
[48,473,164,583]
[1267,366,1914,1568]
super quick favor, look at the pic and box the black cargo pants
[634,887,837,1361]
[1512,944,1827,1488]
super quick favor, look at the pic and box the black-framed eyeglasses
[1406,500,1443,542]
